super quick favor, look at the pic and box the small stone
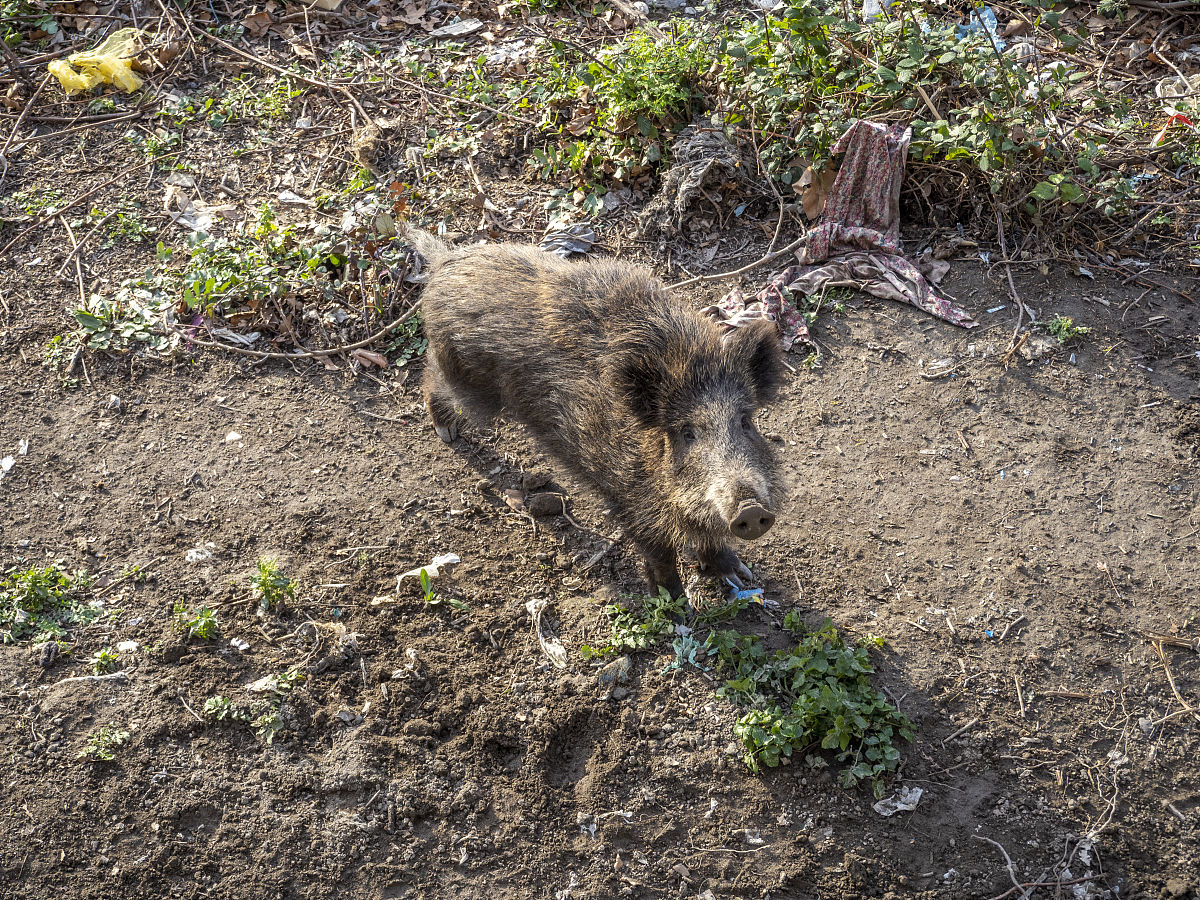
[521,471,551,491]
[597,655,632,688]
[526,493,564,517]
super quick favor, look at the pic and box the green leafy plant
[77,725,130,761]
[2,187,64,214]
[90,647,119,674]
[203,696,248,722]
[71,291,173,353]
[1044,314,1091,344]
[2,0,58,46]
[580,588,685,659]
[202,666,304,744]
[251,558,297,610]
[173,602,220,641]
[123,127,182,161]
[473,1,1154,236]
[418,569,470,611]
[384,313,429,367]
[250,709,284,744]
[708,612,911,791]
[0,564,97,644]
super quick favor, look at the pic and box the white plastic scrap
[540,224,595,259]
[873,785,924,816]
[185,542,215,563]
[116,640,139,654]
[210,329,260,347]
[554,871,580,900]
[230,637,250,652]
[526,596,568,669]
[397,553,461,586]
[0,456,13,482]
[576,812,597,839]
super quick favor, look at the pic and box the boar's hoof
[730,501,775,540]
[734,558,755,583]
[434,423,458,444]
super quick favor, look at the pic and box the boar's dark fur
[410,230,783,597]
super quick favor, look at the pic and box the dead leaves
[796,165,835,220]
[350,349,388,368]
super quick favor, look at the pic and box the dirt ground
[3,241,1199,898]
[3,11,1200,900]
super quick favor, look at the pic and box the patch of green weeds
[42,335,79,385]
[250,709,285,744]
[203,667,304,744]
[520,21,713,187]
[2,188,64,215]
[63,195,419,361]
[173,602,220,641]
[254,667,306,696]
[583,592,909,790]
[580,588,685,659]
[692,590,757,625]
[344,165,376,195]
[2,0,58,46]
[477,2,1154,231]
[1044,314,1091,344]
[119,564,150,583]
[251,558,297,611]
[384,313,428,366]
[707,611,911,790]
[124,127,182,161]
[81,205,156,247]
[71,290,173,353]
[161,75,300,129]
[203,695,247,722]
[0,564,97,644]
[77,725,130,761]
[90,647,119,674]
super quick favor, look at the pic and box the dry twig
[170,305,419,360]
[973,834,1023,894]
[669,232,810,291]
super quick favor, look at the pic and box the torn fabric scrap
[709,120,977,348]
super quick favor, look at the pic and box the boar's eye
[680,426,697,446]
[740,414,754,433]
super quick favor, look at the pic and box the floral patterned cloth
[708,120,977,348]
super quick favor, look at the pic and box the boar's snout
[730,499,775,540]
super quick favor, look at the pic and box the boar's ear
[610,349,668,429]
[723,318,783,403]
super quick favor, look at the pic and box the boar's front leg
[638,541,685,599]
[698,546,755,589]
[421,359,459,443]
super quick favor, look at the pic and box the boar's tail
[403,226,450,266]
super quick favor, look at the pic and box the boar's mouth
[729,499,775,540]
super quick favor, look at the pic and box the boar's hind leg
[639,542,685,599]
[698,547,755,590]
[422,361,459,443]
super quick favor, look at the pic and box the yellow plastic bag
[48,28,145,95]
